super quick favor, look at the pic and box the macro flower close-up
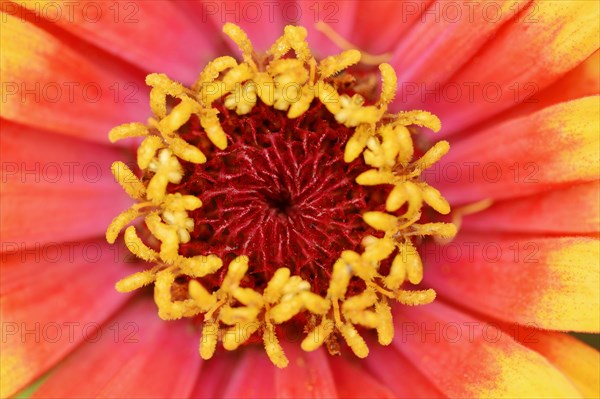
[1,0,599,398]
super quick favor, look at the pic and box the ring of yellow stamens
[106,23,456,368]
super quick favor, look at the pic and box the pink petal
[30,298,201,398]
[364,343,446,398]
[461,181,600,234]
[276,342,338,398]
[181,0,292,53]
[349,0,435,55]
[220,347,278,398]
[1,12,149,143]
[10,0,219,84]
[298,0,359,57]
[328,354,396,399]
[189,350,241,398]
[0,239,131,398]
[463,49,600,136]
[0,120,132,246]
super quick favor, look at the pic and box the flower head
[106,23,457,367]
[1,1,599,398]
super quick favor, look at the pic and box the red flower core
[174,99,380,295]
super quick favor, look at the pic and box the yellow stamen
[123,226,159,262]
[301,318,334,352]
[155,268,202,319]
[314,21,392,65]
[194,56,238,93]
[147,149,184,202]
[318,49,362,79]
[375,300,394,345]
[199,320,218,360]
[188,280,217,312]
[200,109,228,150]
[115,266,160,293]
[396,288,437,306]
[340,323,369,358]
[395,110,442,133]
[108,122,149,143]
[223,22,256,67]
[106,208,139,244]
[263,314,289,368]
[111,161,146,200]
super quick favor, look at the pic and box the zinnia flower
[1,1,599,398]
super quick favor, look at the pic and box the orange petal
[348,0,435,55]
[0,239,132,398]
[392,0,532,86]
[9,0,220,84]
[462,181,600,234]
[424,233,600,332]
[276,342,338,398]
[181,0,290,53]
[298,0,359,57]
[423,0,599,134]
[0,12,149,143]
[517,331,600,398]
[364,343,445,398]
[221,347,277,398]
[0,120,131,246]
[467,50,600,134]
[189,350,241,398]
[328,354,396,399]
[29,298,201,399]
[393,302,582,398]
[436,97,599,205]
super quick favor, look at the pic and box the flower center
[106,23,456,368]
[175,101,371,296]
